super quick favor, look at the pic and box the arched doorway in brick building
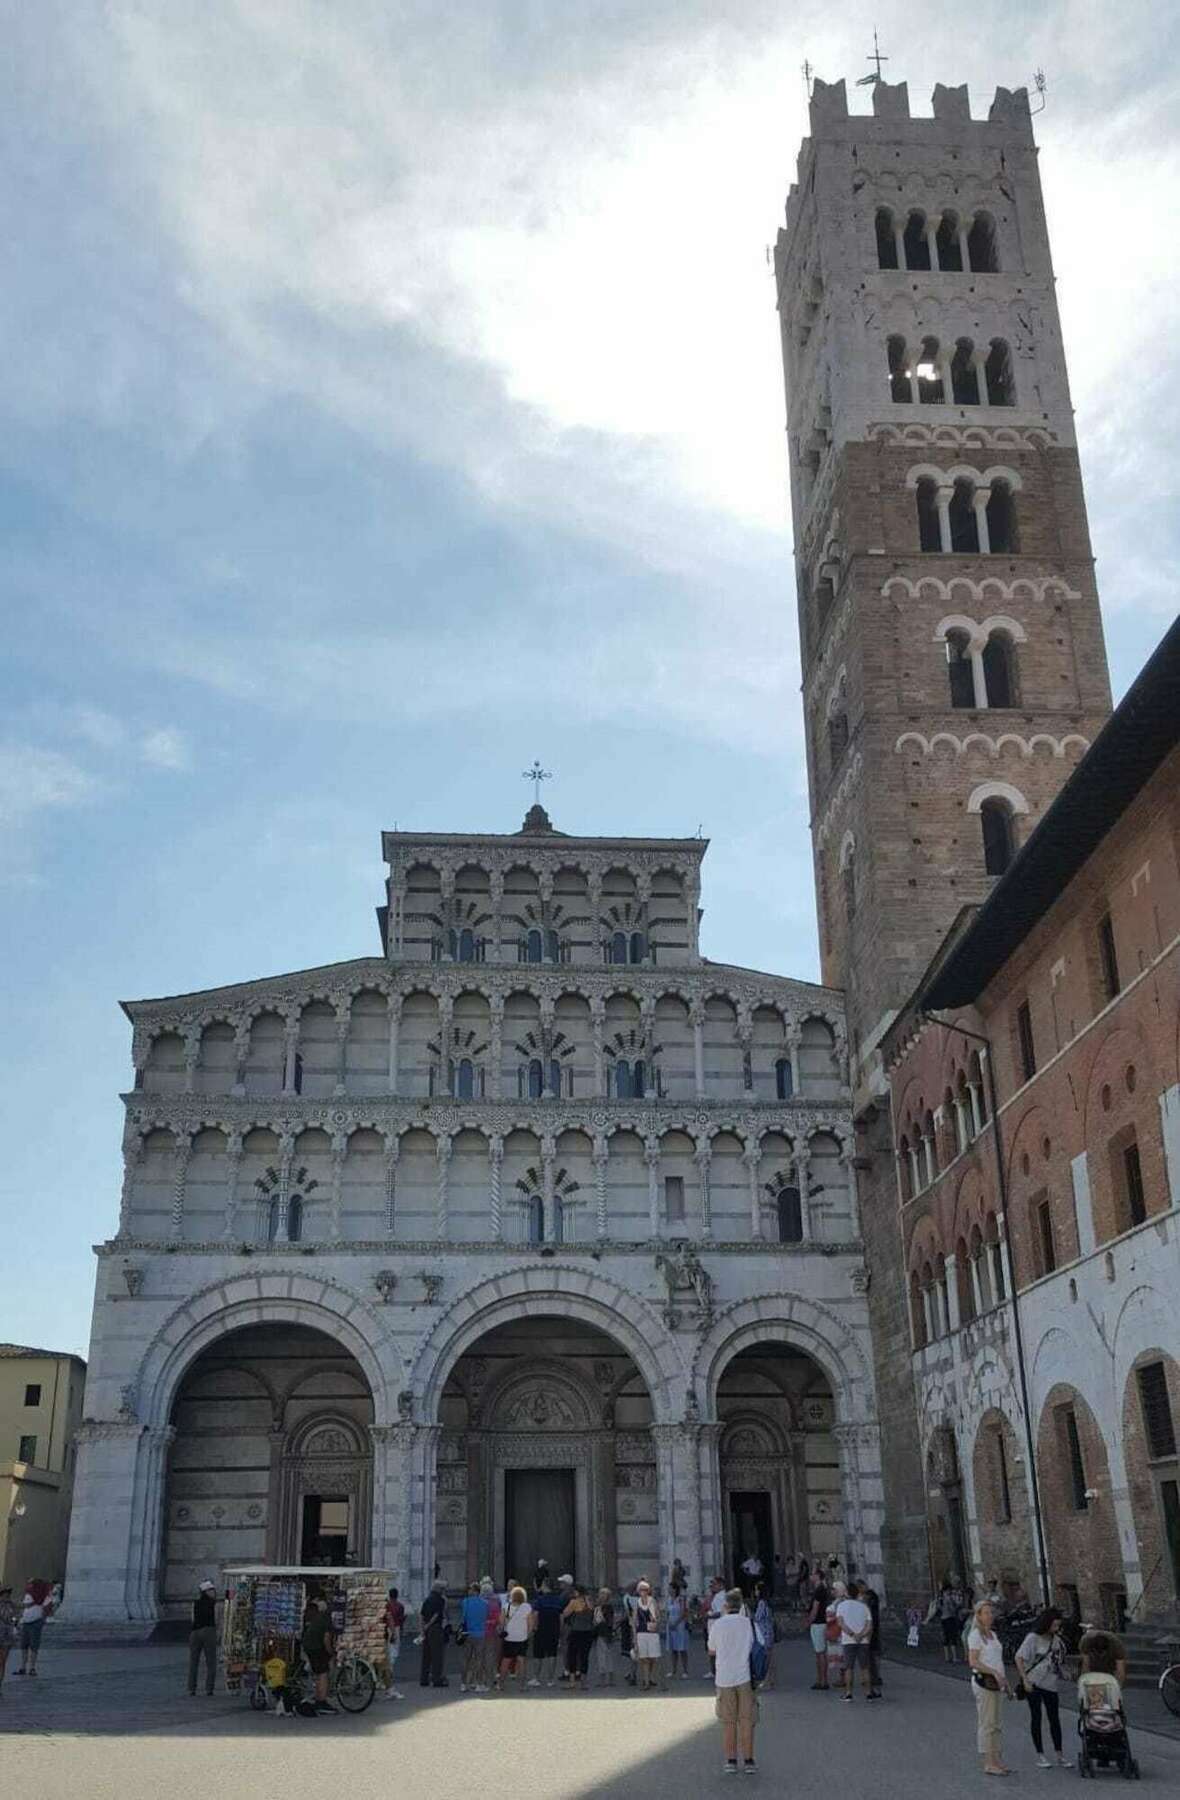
[926,1424,970,1587]
[971,1409,1033,1603]
[1122,1351,1180,1619]
[1037,1383,1124,1628]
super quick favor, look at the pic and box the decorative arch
[966,780,1029,814]
[694,1294,873,1424]
[134,1274,401,1429]
[409,1265,684,1423]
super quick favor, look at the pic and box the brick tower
[774,76,1112,1595]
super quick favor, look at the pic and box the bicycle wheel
[248,1682,269,1711]
[1160,1662,1180,1717]
[335,1657,376,1713]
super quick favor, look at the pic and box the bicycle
[1159,1639,1180,1718]
[249,1647,378,1715]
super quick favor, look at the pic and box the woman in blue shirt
[460,1583,489,1692]
[665,1582,690,1680]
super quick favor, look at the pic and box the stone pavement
[3,1632,1180,1800]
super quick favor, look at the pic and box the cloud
[0,746,102,879]
[139,726,191,771]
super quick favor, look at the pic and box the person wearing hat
[187,1579,219,1696]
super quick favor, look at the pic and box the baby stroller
[1076,1676,1139,1780]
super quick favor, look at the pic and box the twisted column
[222,1132,243,1239]
[383,1134,400,1238]
[435,1133,451,1240]
[169,1135,191,1240]
[593,1138,609,1240]
[328,1131,347,1240]
[488,1135,504,1240]
[117,1135,143,1237]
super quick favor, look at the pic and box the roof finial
[522,759,552,807]
[856,26,889,86]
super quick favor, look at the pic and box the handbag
[973,1670,1001,1693]
[1014,1641,1052,1702]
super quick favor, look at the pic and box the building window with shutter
[1097,912,1120,1001]
[1110,1129,1148,1232]
[1058,1406,1088,1510]
[24,1384,41,1407]
[18,1435,37,1464]
[1137,1362,1178,1461]
[1032,1192,1056,1276]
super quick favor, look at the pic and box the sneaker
[1056,1759,1073,1769]
[527,1679,540,1689]
[384,1688,404,1700]
[460,1683,468,1693]
[724,1761,738,1775]
[843,1693,852,1702]
[1035,1756,1051,1769]
[743,1760,757,1773]
[315,1701,337,1714]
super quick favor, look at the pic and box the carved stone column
[594,1430,618,1588]
[842,1147,861,1239]
[328,1132,347,1240]
[489,996,504,1099]
[478,1134,500,1241]
[117,1136,143,1238]
[127,1423,176,1620]
[697,1420,726,1585]
[795,1144,813,1241]
[694,1138,713,1238]
[645,1136,661,1238]
[61,1420,152,1623]
[539,998,556,1097]
[182,1025,200,1096]
[232,1022,250,1097]
[383,1134,400,1238]
[222,1131,243,1239]
[831,1421,885,1592]
[435,1133,451,1241]
[591,999,606,1098]
[489,870,504,963]
[169,1136,191,1241]
[691,1001,706,1099]
[282,1015,300,1095]
[387,993,402,1095]
[744,1142,763,1240]
[541,1133,557,1243]
[593,1138,609,1240]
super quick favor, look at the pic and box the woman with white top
[1015,1607,1072,1769]
[632,1581,662,1691]
[495,1585,533,1693]
[967,1600,1013,1777]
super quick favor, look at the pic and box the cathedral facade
[64,813,882,1622]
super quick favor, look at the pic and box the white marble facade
[64,812,883,1621]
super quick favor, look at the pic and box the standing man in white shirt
[708,1589,757,1775]
[834,1580,874,1702]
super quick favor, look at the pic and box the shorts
[500,1641,527,1667]
[809,1624,828,1653]
[842,1642,868,1670]
[716,1681,758,1725]
[941,1616,961,1647]
[305,1649,330,1676]
[20,1620,44,1651]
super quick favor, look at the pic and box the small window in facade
[528,1195,545,1244]
[980,799,1016,876]
[777,1185,803,1243]
[946,629,975,708]
[916,477,942,553]
[935,211,963,271]
[986,480,1018,553]
[984,339,1015,406]
[549,1059,563,1098]
[267,1199,280,1243]
[967,212,999,273]
[615,1060,632,1100]
[24,1384,41,1407]
[887,334,910,403]
[916,337,943,404]
[665,1175,685,1221]
[982,634,1016,707]
[949,480,980,553]
[1060,1406,1088,1510]
[633,1060,646,1100]
[903,210,931,270]
[610,930,628,966]
[456,1059,475,1101]
[19,1435,37,1464]
[1034,1192,1056,1275]
[629,932,646,964]
[525,929,543,963]
[951,339,980,405]
[292,1052,304,1096]
[1123,1139,1147,1227]
[875,207,898,269]
[528,1058,544,1100]
[1016,1001,1037,1082]
[775,1057,793,1100]
[287,1196,303,1242]
[828,709,849,764]
[1098,912,1120,1001]
[1137,1362,1178,1460]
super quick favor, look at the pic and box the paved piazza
[4,1637,1180,1798]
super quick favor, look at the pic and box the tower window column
[972,487,992,554]
[935,485,954,553]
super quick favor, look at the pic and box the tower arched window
[875,207,899,269]
[266,1199,280,1243]
[911,1268,927,1348]
[957,1235,976,1324]
[527,1194,545,1244]
[528,1058,544,1100]
[946,628,975,709]
[951,339,980,405]
[982,633,1017,707]
[775,1057,793,1099]
[888,334,910,403]
[898,1136,914,1202]
[924,1109,939,1179]
[903,210,930,270]
[949,479,980,553]
[609,930,628,965]
[545,928,560,963]
[777,1185,803,1244]
[456,1058,475,1101]
[548,1058,562,1098]
[292,1052,304,1096]
[457,927,475,963]
[916,477,941,552]
[984,339,1015,406]
[615,1060,632,1100]
[525,928,543,963]
[986,480,1018,553]
[980,797,1016,875]
[916,337,944,404]
[629,931,646,964]
[935,210,963,271]
[286,1195,303,1242]
[967,212,1000,273]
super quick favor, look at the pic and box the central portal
[505,1469,575,1584]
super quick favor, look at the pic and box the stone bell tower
[774,75,1112,1594]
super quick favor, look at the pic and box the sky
[2,1,1178,1358]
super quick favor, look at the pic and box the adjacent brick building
[886,617,1180,1622]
